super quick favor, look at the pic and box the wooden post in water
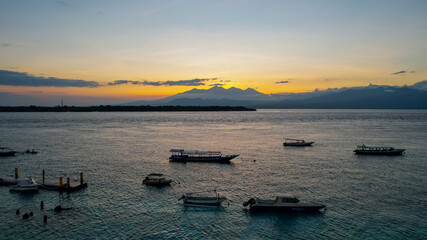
[42,170,45,184]
[80,172,83,185]
[59,177,63,188]
[67,177,71,189]
[15,168,18,179]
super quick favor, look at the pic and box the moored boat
[0,147,17,156]
[10,177,39,192]
[354,145,405,155]
[243,193,325,212]
[179,190,227,206]
[143,173,172,187]
[283,139,314,146]
[169,149,238,163]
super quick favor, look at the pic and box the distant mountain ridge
[122,81,427,109]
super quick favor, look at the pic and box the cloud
[276,81,289,84]
[0,70,101,87]
[392,70,406,75]
[1,43,23,48]
[107,78,215,86]
[56,1,70,7]
[209,83,224,87]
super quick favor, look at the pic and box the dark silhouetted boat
[0,147,17,156]
[354,145,405,155]
[169,149,238,163]
[25,148,38,154]
[179,190,227,206]
[143,173,172,187]
[243,193,325,212]
[283,139,314,146]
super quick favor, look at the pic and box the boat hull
[354,149,405,155]
[283,142,314,147]
[169,155,238,163]
[10,186,39,192]
[0,151,17,156]
[249,205,325,212]
[143,179,172,187]
[183,197,226,206]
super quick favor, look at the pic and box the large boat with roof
[283,139,314,146]
[169,149,238,163]
[354,145,405,155]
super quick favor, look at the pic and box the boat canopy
[170,149,221,155]
[277,193,295,198]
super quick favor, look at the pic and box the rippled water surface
[0,110,426,239]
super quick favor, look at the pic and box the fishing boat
[10,177,39,192]
[169,149,238,163]
[354,145,405,155]
[178,190,227,206]
[25,148,38,154]
[143,173,173,187]
[283,139,314,146]
[0,147,17,156]
[243,193,325,212]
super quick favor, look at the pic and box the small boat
[143,173,173,187]
[169,149,239,163]
[354,145,405,155]
[243,193,325,212]
[25,149,38,154]
[283,139,314,146]
[0,147,17,156]
[179,190,227,206]
[10,177,39,192]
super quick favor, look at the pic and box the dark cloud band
[0,70,101,87]
[276,81,289,84]
[107,78,215,86]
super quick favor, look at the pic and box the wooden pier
[0,169,88,193]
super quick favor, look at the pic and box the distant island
[0,105,256,112]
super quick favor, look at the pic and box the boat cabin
[170,149,223,157]
[276,194,300,203]
[356,145,395,151]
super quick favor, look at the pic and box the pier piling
[67,177,71,189]
[59,177,63,188]
[42,170,45,184]
[80,172,83,185]
[14,168,18,179]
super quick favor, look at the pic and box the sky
[0,0,426,105]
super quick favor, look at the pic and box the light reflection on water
[0,110,426,239]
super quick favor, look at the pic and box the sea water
[0,109,426,239]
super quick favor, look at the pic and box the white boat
[283,139,314,146]
[179,190,227,206]
[243,193,325,212]
[10,177,39,192]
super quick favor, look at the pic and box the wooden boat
[169,149,238,163]
[143,173,172,187]
[179,190,227,206]
[0,147,17,156]
[283,139,314,146]
[243,193,325,212]
[354,145,405,155]
[10,177,39,192]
